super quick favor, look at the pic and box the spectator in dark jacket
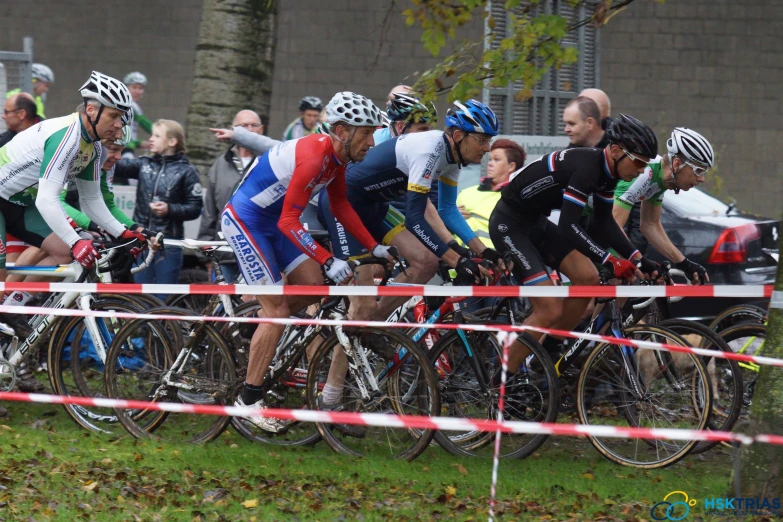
[199,110,273,282]
[114,119,202,292]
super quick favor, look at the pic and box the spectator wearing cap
[6,63,53,119]
[203,110,279,283]
[122,72,154,154]
[0,92,41,147]
[282,96,322,140]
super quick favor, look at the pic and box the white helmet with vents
[667,127,714,168]
[123,72,148,87]
[31,63,54,83]
[79,71,133,113]
[325,92,384,127]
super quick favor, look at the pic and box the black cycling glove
[676,257,708,284]
[455,256,480,284]
[635,256,661,277]
[447,240,471,258]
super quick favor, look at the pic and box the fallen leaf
[241,499,258,509]
[582,473,596,480]
[445,485,457,496]
[82,481,99,492]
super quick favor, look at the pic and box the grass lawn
[0,400,750,521]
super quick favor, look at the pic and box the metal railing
[0,37,34,134]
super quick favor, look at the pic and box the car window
[663,188,731,216]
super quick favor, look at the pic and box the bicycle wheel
[718,323,766,420]
[306,327,440,461]
[226,303,323,447]
[430,329,559,459]
[47,297,146,433]
[660,319,742,455]
[577,325,712,468]
[709,304,767,332]
[105,309,237,443]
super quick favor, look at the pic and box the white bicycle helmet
[112,126,133,147]
[667,127,714,168]
[31,63,54,83]
[79,71,133,113]
[123,71,148,86]
[325,92,384,127]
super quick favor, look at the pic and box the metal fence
[0,37,34,134]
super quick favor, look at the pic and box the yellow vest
[456,185,501,248]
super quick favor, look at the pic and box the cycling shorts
[0,198,53,269]
[488,200,574,286]
[317,191,405,259]
[220,204,309,286]
[5,234,30,255]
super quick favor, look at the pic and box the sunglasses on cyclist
[684,160,709,177]
[620,148,650,169]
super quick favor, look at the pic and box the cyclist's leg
[550,249,599,332]
[490,209,561,371]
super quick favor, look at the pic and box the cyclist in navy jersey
[489,114,660,372]
[318,100,501,321]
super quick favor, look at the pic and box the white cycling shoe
[234,396,291,434]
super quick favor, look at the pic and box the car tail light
[707,224,760,264]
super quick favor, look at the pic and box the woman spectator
[457,139,526,247]
[114,120,203,293]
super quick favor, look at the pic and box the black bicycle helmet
[299,96,323,112]
[606,113,658,159]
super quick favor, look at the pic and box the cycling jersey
[0,113,125,249]
[499,147,637,264]
[614,156,665,210]
[281,117,316,141]
[372,126,393,145]
[60,166,135,230]
[222,134,377,284]
[343,130,474,257]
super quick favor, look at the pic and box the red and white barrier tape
[1,390,778,447]
[0,281,773,298]
[489,332,513,522]
[2,304,781,369]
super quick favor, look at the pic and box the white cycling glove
[324,257,353,284]
[371,244,393,259]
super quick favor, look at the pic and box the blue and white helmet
[445,100,499,136]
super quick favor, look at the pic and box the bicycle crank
[0,356,17,392]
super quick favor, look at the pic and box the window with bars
[483,1,600,136]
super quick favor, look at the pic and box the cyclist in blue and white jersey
[318,100,501,321]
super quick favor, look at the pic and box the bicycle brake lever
[388,246,407,276]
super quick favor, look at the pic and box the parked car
[648,187,778,320]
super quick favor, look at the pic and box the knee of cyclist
[259,300,290,319]
[409,252,439,278]
[535,300,563,327]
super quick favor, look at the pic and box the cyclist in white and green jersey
[60,125,136,231]
[0,71,150,281]
[613,127,714,283]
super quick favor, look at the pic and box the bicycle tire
[105,307,237,443]
[577,325,712,468]
[226,303,323,447]
[47,297,147,433]
[429,329,559,459]
[659,319,743,455]
[306,326,440,461]
[709,304,767,333]
[717,323,767,421]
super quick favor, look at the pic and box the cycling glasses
[621,148,651,169]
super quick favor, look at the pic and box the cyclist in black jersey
[489,114,660,371]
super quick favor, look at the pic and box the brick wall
[600,0,783,217]
[0,0,203,131]
[267,1,483,138]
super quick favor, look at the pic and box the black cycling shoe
[317,395,366,438]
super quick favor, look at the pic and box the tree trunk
[737,212,783,500]
[185,0,277,175]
